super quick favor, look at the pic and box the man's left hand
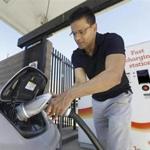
[46,91,73,117]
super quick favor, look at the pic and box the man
[47,7,132,150]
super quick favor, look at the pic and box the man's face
[70,17,96,50]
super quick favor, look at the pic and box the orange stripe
[79,107,150,130]
[78,107,92,118]
[132,122,150,129]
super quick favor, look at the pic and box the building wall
[0,52,24,90]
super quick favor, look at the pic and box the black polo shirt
[71,32,131,102]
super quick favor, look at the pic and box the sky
[0,0,150,61]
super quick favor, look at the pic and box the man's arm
[74,67,87,86]
[69,53,125,99]
[47,53,125,116]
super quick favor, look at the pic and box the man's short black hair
[69,7,96,25]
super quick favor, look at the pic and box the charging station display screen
[136,69,150,84]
